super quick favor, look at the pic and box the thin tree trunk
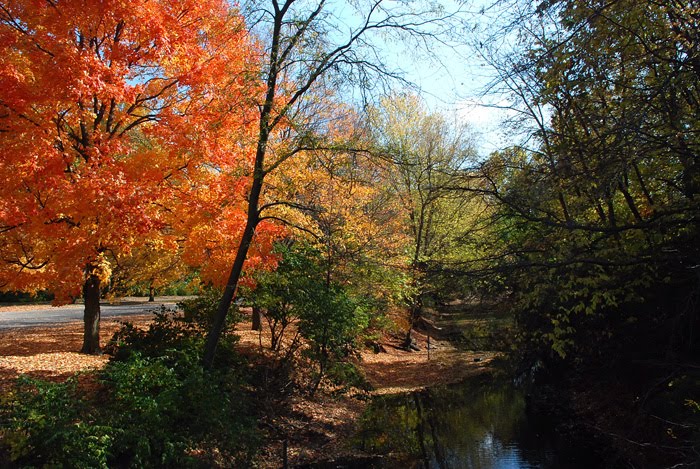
[81,271,102,354]
[202,0,281,367]
[252,305,262,331]
[404,297,422,349]
[310,350,327,396]
[404,257,423,348]
[148,284,155,302]
[202,212,258,368]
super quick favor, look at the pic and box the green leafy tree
[466,0,700,367]
[250,243,319,353]
[249,242,370,392]
[368,93,478,345]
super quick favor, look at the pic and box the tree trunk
[252,305,262,331]
[404,305,417,347]
[403,281,423,350]
[148,284,155,302]
[81,271,102,354]
[202,7,277,367]
[202,210,259,368]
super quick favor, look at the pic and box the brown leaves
[0,352,107,383]
[0,314,150,391]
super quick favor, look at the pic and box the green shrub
[106,294,239,365]
[248,242,372,392]
[178,287,238,333]
[1,376,112,469]
[325,362,372,394]
[105,307,200,361]
[101,350,257,467]
[298,285,370,394]
[0,290,54,303]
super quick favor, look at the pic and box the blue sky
[260,0,519,157]
[361,0,518,157]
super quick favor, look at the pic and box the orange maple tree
[0,0,263,353]
[175,151,286,291]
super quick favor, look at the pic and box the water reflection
[354,377,594,469]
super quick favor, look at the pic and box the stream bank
[280,367,604,469]
[249,298,698,469]
[249,301,583,469]
[247,327,501,468]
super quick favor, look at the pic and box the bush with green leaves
[298,284,370,394]
[105,307,199,361]
[106,291,239,364]
[1,376,113,469]
[248,242,372,392]
[178,287,239,333]
[247,244,318,353]
[99,349,257,467]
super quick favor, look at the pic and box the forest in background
[1,0,698,467]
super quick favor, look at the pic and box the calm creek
[349,376,600,468]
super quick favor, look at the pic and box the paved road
[0,299,181,330]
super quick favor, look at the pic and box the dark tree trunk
[252,305,262,331]
[403,295,422,350]
[81,271,102,355]
[202,5,275,366]
[202,210,259,368]
[148,285,155,302]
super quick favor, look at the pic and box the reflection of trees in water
[354,379,566,468]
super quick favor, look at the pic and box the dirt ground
[0,308,497,467]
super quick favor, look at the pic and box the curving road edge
[0,297,185,330]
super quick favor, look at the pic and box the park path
[0,297,185,330]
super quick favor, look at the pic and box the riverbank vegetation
[466,1,700,466]
[1,0,698,467]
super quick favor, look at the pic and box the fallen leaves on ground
[0,315,153,390]
[358,330,497,395]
